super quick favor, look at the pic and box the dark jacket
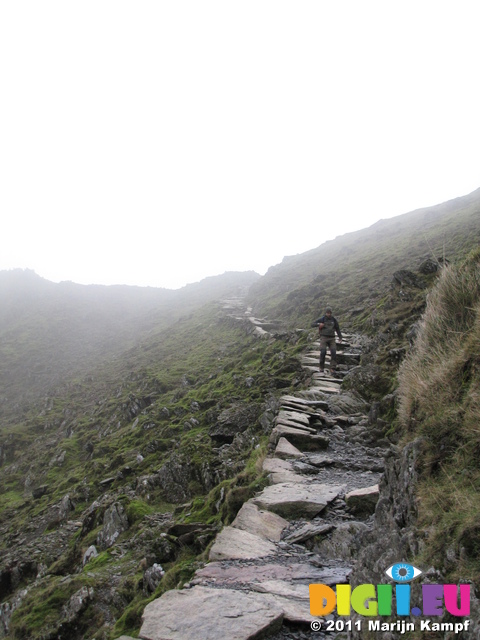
[312,315,342,340]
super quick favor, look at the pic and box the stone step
[139,586,284,640]
[208,526,277,561]
[273,437,304,459]
[275,416,317,434]
[269,425,329,450]
[252,482,344,519]
[283,522,336,544]
[262,457,310,484]
[280,395,329,411]
[345,484,380,515]
[192,558,350,589]
[276,409,312,428]
[231,501,288,542]
[310,382,341,394]
[135,315,380,640]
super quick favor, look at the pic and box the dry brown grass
[396,248,480,582]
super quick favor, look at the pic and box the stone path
[122,322,387,640]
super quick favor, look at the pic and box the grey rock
[251,580,317,624]
[269,426,329,450]
[313,521,369,560]
[139,586,284,640]
[209,403,260,444]
[253,482,343,519]
[209,526,277,561]
[419,257,441,274]
[144,563,165,593]
[274,437,304,459]
[63,586,94,623]
[83,545,99,566]
[284,522,335,544]
[157,455,192,503]
[97,502,129,549]
[232,501,289,542]
[263,458,308,484]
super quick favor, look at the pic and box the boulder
[139,586,284,640]
[83,545,99,566]
[345,484,380,515]
[157,455,192,503]
[144,563,165,593]
[209,404,260,444]
[97,503,129,550]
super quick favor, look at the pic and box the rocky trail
[119,309,388,640]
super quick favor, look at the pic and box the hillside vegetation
[1,188,480,639]
[248,187,480,332]
[0,273,307,639]
[397,248,480,584]
[0,269,259,419]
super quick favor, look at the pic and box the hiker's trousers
[319,335,337,370]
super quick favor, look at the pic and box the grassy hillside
[0,269,259,420]
[1,188,480,639]
[397,248,480,584]
[248,187,480,332]
[0,279,307,639]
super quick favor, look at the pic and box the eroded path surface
[132,321,387,640]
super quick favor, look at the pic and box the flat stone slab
[277,410,311,427]
[192,560,350,588]
[302,453,336,468]
[280,395,329,411]
[284,522,335,544]
[263,458,309,484]
[232,501,288,542]
[269,470,310,485]
[263,458,293,473]
[209,526,277,561]
[275,418,317,433]
[270,426,329,450]
[274,437,304,460]
[252,580,318,624]
[253,482,343,518]
[311,383,341,394]
[139,586,284,640]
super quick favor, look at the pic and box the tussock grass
[397,248,480,581]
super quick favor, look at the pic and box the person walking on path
[311,307,342,374]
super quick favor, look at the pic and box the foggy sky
[1,1,479,289]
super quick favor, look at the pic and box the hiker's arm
[335,320,342,341]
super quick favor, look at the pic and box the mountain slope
[247,187,480,330]
[1,188,480,639]
[0,269,259,420]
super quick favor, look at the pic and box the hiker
[311,307,342,374]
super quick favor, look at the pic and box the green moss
[125,499,155,524]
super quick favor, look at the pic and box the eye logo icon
[385,563,422,583]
